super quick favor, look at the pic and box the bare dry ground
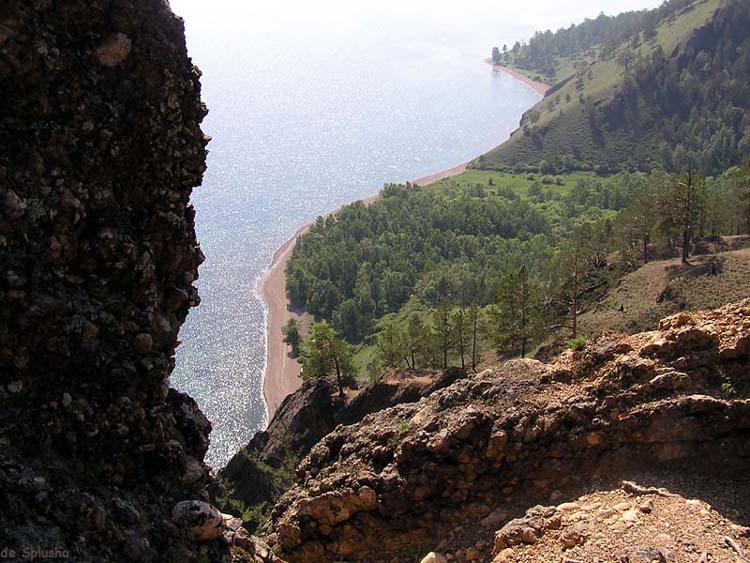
[578,248,750,340]
[492,472,750,563]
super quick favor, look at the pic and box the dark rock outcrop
[264,301,750,562]
[339,368,466,427]
[0,2,262,561]
[220,369,466,529]
[219,378,337,525]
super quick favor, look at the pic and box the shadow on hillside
[666,255,725,279]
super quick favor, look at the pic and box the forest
[284,0,750,391]
[493,0,701,81]
[286,165,750,386]
[617,0,750,175]
[484,0,750,175]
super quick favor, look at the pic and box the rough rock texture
[220,369,465,529]
[490,476,750,562]
[0,2,265,561]
[221,379,337,518]
[264,301,750,562]
[339,368,466,427]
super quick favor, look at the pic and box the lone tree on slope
[303,321,355,400]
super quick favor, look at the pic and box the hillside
[578,244,750,339]
[264,300,750,562]
[479,0,750,174]
[286,162,750,383]
[284,170,638,374]
[495,7,657,85]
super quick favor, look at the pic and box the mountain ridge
[264,299,750,562]
[478,0,750,174]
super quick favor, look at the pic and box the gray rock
[171,501,224,542]
[2,189,26,218]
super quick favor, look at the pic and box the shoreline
[260,163,468,419]
[483,59,551,96]
[261,62,548,421]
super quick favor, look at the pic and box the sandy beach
[261,64,548,420]
[260,163,469,418]
[483,59,551,96]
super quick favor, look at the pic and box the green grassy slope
[505,56,579,88]
[478,0,723,172]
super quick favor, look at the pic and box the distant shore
[483,59,551,96]
[261,61,547,421]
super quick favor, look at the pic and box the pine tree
[282,318,302,357]
[665,166,705,264]
[405,314,427,369]
[492,47,501,65]
[617,184,657,264]
[433,302,452,369]
[490,265,543,357]
[468,304,482,372]
[303,321,355,399]
[377,319,407,369]
[451,308,470,371]
[556,225,599,339]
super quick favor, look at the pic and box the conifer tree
[282,318,302,357]
[433,302,452,369]
[490,264,543,357]
[468,304,482,372]
[303,321,355,399]
[377,319,407,369]
[556,225,599,339]
[451,308,469,371]
[492,46,501,64]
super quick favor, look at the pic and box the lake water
[170,12,541,467]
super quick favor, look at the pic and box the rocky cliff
[220,369,466,531]
[263,301,750,562]
[4,4,750,563]
[0,2,256,561]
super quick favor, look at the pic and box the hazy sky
[170,0,665,49]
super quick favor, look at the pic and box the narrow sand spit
[483,59,551,96]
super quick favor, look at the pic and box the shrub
[566,336,587,351]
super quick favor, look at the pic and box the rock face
[221,379,337,518]
[172,501,225,543]
[264,301,750,562]
[0,2,250,561]
[220,369,465,529]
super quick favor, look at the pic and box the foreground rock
[491,477,750,562]
[220,368,465,529]
[0,2,262,561]
[263,301,750,562]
